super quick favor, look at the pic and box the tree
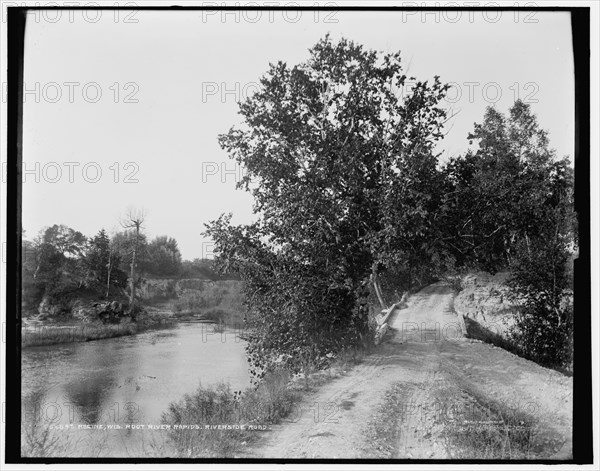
[31,225,87,294]
[441,101,575,367]
[120,208,146,312]
[145,236,182,276]
[86,229,110,288]
[440,100,573,272]
[86,229,127,297]
[205,36,450,374]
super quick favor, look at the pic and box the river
[21,321,251,457]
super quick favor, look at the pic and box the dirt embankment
[240,283,572,459]
[453,272,518,341]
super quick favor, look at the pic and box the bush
[509,295,573,369]
[161,369,300,457]
[241,259,372,382]
[161,383,243,457]
[507,234,574,370]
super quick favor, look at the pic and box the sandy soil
[241,282,572,459]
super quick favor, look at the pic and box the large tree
[205,36,450,374]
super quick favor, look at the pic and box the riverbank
[22,279,246,348]
[156,346,372,457]
[21,311,177,348]
[21,306,249,348]
[22,321,139,347]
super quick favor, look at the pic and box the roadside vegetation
[205,36,575,378]
[160,347,369,457]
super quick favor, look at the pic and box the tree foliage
[32,225,87,294]
[85,229,128,296]
[206,36,451,375]
[440,101,573,272]
[441,100,575,367]
[145,236,183,276]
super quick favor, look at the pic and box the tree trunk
[105,252,112,299]
[129,225,140,311]
[370,270,386,310]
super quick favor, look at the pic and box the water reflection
[21,322,250,457]
[63,341,122,424]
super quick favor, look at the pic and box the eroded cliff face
[137,278,210,301]
[453,272,518,340]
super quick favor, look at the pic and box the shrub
[161,383,243,457]
[161,369,300,457]
[507,234,574,370]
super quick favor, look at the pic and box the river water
[21,321,250,457]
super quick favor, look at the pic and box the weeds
[436,381,537,459]
[160,369,301,457]
[22,419,65,457]
[22,322,138,347]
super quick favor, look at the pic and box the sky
[20,9,575,260]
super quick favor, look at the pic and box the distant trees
[179,258,236,281]
[85,229,128,297]
[21,216,215,316]
[145,236,182,276]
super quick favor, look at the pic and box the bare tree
[120,208,146,312]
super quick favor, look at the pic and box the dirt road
[242,283,573,459]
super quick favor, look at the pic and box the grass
[21,417,111,458]
[21,417,67,457]
[364,382,415,458]
[434,377,537,459]
[22,322,139,347]
[443,396,537,459]
[366,371,542,459]
[160,369,301,457]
